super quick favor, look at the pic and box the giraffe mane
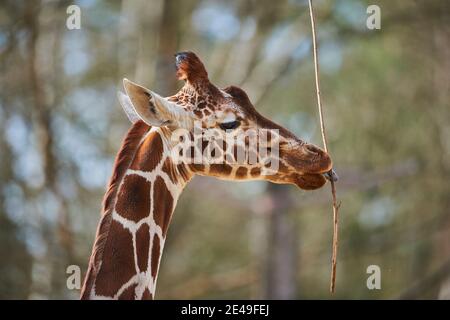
[80,120,151,298]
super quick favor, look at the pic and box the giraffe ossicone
[81,51,337,300]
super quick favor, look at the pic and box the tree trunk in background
[154,0,179,95]
[25,0,75,298]
[432,10,450,301]
[263,184,298,299]
[0,106,33,298]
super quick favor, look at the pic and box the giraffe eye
[219,120,240,130]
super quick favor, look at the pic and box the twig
[307,0,341,294]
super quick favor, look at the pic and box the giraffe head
[119,51,336,190]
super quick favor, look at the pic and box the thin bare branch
[308,0,341,294]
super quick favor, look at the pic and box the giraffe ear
[122,78,193,128]
[117,91,141,123]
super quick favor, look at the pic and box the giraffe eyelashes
[219,120,240,130]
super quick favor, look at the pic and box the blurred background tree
[0,0,448,299]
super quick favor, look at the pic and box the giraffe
[80,51,337,300]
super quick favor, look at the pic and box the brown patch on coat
[235,167,248,179]
[153,176,174,236]
[209,164,233,176]
[115,175,151,223]
[136,224,150,273]
[130,131,163,172]
[250,167,261,177]
[94,220,136,297]
[197,100,206,109]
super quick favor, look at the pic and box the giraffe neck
[81,121,192,299]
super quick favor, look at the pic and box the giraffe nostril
[303,145,322,162]
[299,144,333,173]
[305,144,320,155]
